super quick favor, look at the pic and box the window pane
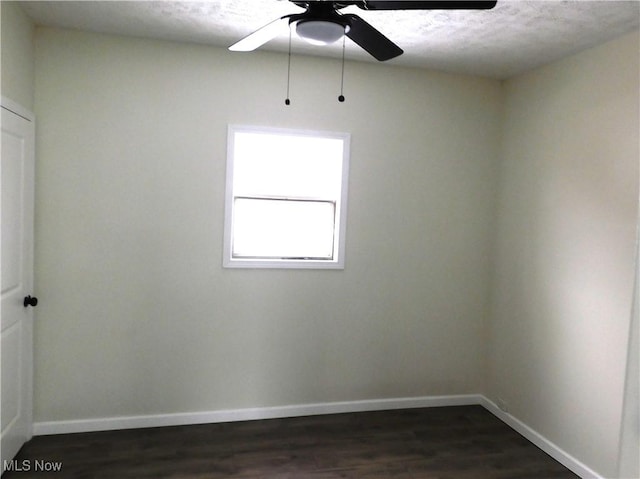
[232,198,335,259]
[233,131,344,199]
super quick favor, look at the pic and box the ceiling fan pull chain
[285,26,292,106]
[338,34,346,103]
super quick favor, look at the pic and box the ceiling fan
[229,1,498,61]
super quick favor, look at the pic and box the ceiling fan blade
[343,14,403,61]
[358,1,497,10]
[229,16,293,52]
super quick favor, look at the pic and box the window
[223,125,350,269]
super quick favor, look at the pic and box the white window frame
[223,125,350,269]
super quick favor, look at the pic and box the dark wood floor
[4,406,579,478]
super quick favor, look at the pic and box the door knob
[23,295,38,308]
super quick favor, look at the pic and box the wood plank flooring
[4,406,579,478]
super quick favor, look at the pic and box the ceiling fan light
[295,20,347,45]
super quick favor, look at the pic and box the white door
[1,99,35,472]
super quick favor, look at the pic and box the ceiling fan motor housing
[292,3,352,45]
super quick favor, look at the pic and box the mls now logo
[3,459,63,472]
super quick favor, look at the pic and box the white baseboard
[33,394,602,479]
[33,393,482,436]
[479,397,604,479]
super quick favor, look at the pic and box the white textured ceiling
[19,0,640,79]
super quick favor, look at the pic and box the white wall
[0,1,35,109]
[488,31,639,478]
[33,28,502,422]
[618,259,638,478]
